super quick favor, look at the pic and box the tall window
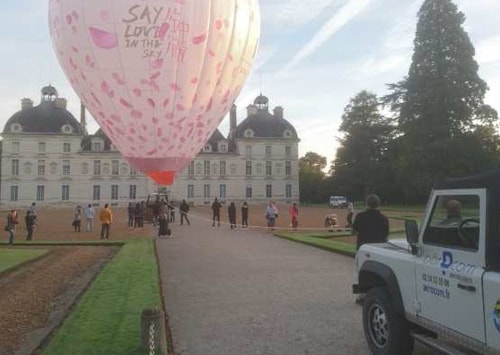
[93,185,101,201]
[94,160,101,175]
[130,165,137,176]
[10,186,18,201]
[188,161,195,176]
[265,146,272,155]
[63,142,71,153]
[246,161,252,176]
[266,184,272,198]
[204,184,211,198]
[286,184,292,199]
[246,187,252,199]
[245,146,252,157]
[62,185,70,201]
[38,142,46,153]
[220,184,226,200]
[38,160,46,176]
[36,186,45,201]
[204,161,210,176]
[286,161,292,176]
[111,185,119,200]
[266,161,272,176]
[63,160,71,176]
[187,184,194,198]
[112,160,119,176]
[11,159,19,176]
[12,142,20,154]
[129,185,137,199]
[285,146,291,156]
[220,161,226,176]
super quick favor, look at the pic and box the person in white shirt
[85,204,95,232]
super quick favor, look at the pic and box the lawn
[43,240,162,355]
[0,248,49,274]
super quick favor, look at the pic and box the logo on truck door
[492,299,500,333]
[423,251,477,275]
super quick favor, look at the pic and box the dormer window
[93,141,103,152]
[220,144,227,153]
[10,123,22,133]
[244,129,254,138]
[284,130,292,138]
[62,124,73,134]
[204,145,212,152]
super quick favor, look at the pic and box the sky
[1,0,500,167]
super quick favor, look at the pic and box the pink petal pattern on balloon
[89,27,118,49]
[49,0,261,177]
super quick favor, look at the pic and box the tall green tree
[299,152,328,204]
[333,91,394,199]
[384,0,499,201]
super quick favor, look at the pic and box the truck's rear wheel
[362,287,413,355]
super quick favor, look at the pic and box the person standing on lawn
[25,210,37,241]
[346,201,355,228]
[5,209,19,244]
[265,201,278,231]
[211,198,221,227]
[73,205,82,232]
[179,199,191,226]
[241,201,249,228]
[352,194,389,305]
[289,202,299,231]
[228,202,237,230]
[85,204,95,232]
[99,204,113,240]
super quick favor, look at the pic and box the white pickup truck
[353,169,500,355]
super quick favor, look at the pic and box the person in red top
[289,202,299,231]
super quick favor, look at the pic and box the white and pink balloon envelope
[49,0,260,184]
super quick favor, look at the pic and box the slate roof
[234,95,298,140]
[3,87,82,134]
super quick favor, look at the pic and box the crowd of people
[4,196,375,244]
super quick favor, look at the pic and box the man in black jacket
[180,200,190,226]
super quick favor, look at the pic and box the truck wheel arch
[358,261,405,316]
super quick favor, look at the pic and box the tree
[299,152,327,174]
[299,152,328,204]
[384,0,499,201]
[332,91,394,199]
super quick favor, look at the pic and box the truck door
[415,189,486,343]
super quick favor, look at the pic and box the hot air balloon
[49,0,260,185]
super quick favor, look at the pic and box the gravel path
[156,219,371,355]
[0,246,117,355]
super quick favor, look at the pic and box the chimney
[230,104,237,131]
[55,98,67,109]
[273,106,284,119]
[21,98,34,110]
[80,101,87,136]
[247,104,258,116]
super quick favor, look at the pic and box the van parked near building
[329,196,348,208]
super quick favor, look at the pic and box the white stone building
[0,86,300,208]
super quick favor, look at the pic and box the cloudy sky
[0,0,499,166]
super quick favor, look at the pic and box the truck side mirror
[405,220,419,255]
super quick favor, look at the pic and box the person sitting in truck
[439,199,462,226]
[352,194,389,250]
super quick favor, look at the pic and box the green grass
[0,248,49,274]
[43,240,161,355]
[275,232,357,257]
[275,230,408,257]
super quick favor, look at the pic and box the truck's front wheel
[363,287,413,355]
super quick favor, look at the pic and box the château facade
[0,86,300,207]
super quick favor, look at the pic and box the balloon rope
[157,207,353,233]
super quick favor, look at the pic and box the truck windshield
[424,194,480,251]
